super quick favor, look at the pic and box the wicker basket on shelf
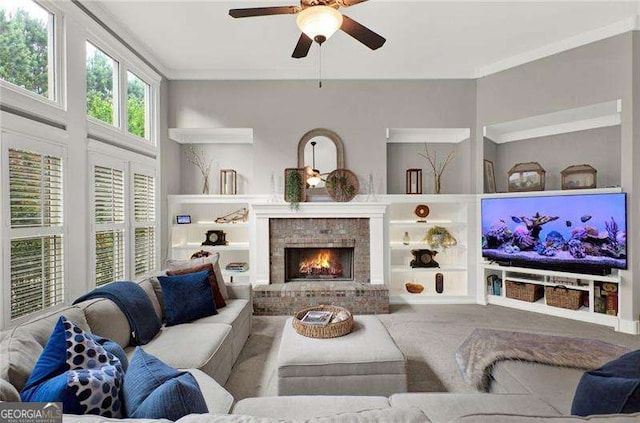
[292,305,354,339]
[505,280,544,302]
[545,286,583,310]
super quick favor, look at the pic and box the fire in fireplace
[285,247,354,282]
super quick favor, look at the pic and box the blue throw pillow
[89,334,129,372]
[571,349,640,416]
[157,270,216,325]
[123,347,208,420]
[21,316,124,417]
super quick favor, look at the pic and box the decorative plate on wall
[326,169,359,202]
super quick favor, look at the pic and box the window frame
[1,124,68,327]
[85,26,160,156]
[85,39,121,130]
[0,0,66,123]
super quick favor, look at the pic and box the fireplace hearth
[285,247,354,282]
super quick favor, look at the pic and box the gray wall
[476,32,636,324]
[180,144,254,195]
[386,140,470,194]
[491,126,621,192]
[168,80,477,195]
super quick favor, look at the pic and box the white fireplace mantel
[250,202,389,285]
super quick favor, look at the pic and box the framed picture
[483,160,496,193]
[176,215,191,224]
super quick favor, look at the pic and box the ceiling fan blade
[340,15,386,50]
[292,33,313,58]
[337,0,369,7]
[229,6,300,18]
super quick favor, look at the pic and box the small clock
[202,230,227,246]
[410,249,440,268]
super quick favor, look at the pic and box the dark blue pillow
[123,347,207,420]
[21,316,124,417]
[157,270,216,325]
[89,334,128,372]
[571,349,640,416]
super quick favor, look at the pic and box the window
[127,71,149,139]
[133,172,155,277]
[8,147,64,319]
[0,0,55,100]
[93,164,125,286]
[86,41,118,126]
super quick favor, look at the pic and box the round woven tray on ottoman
[292,305,354,339]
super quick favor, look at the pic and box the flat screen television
[481,192,627,275]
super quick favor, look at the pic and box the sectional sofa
[1,275,638,422]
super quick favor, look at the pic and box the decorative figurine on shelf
[405,282,424,294]
[190,250,211,259]
[215,207,248,224]
[402,232,411,245]
[423,226,457,250]
[410,249,439,268]
[508,162,546,192]
[220,169,237,194]
[406,169,423,194]
[561,164,597,190]
[414,204,430,223]
[202,230,227,246]
[419,144,456,194]
[184,144,214,194]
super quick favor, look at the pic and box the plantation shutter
[133,173,156,277]
[8,148,64,319]
[93,165,126,286]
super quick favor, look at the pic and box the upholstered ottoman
[277,315,407,396]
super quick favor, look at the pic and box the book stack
[301,310,333,326]
[225,262,249,272]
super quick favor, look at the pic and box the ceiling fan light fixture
[296,6,343,42]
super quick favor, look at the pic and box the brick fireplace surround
[250,202,389,315]
[269,218,370,283]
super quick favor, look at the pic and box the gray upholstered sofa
[0,273,252,414]
[1,276,638,422]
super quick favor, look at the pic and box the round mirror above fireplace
[297,128,345,193]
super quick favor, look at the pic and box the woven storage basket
[505,280,544,302]
[545,286,583,310]
[293,305,354,339]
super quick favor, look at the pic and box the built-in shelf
[484,99,621,144]
[173,222,248,228]
[171,243,250,251]
[389,220,466,227]
[168,128,254,144]
[390,294,476,305]
[391,265,467,273]
[481,262,621,283]
[386,128,471,144]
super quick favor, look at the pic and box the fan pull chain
[318,43,322,88]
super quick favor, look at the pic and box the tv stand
[481,262,621,330]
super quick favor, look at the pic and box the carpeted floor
[224,304,640,400]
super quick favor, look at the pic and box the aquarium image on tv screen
[481,193,627,274]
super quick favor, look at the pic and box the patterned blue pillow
[123,347,207,420]
[89,334,128,372]
[157,270,216,325]
[20,316,124,417]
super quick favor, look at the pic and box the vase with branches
[185,144,213,194]
[419,144,456,194]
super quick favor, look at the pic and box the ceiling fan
[229,0,386,59]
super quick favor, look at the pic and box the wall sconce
[220,169,237,195]
[406,169,422,194]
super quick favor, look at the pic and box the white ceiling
[93,0,640,80]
